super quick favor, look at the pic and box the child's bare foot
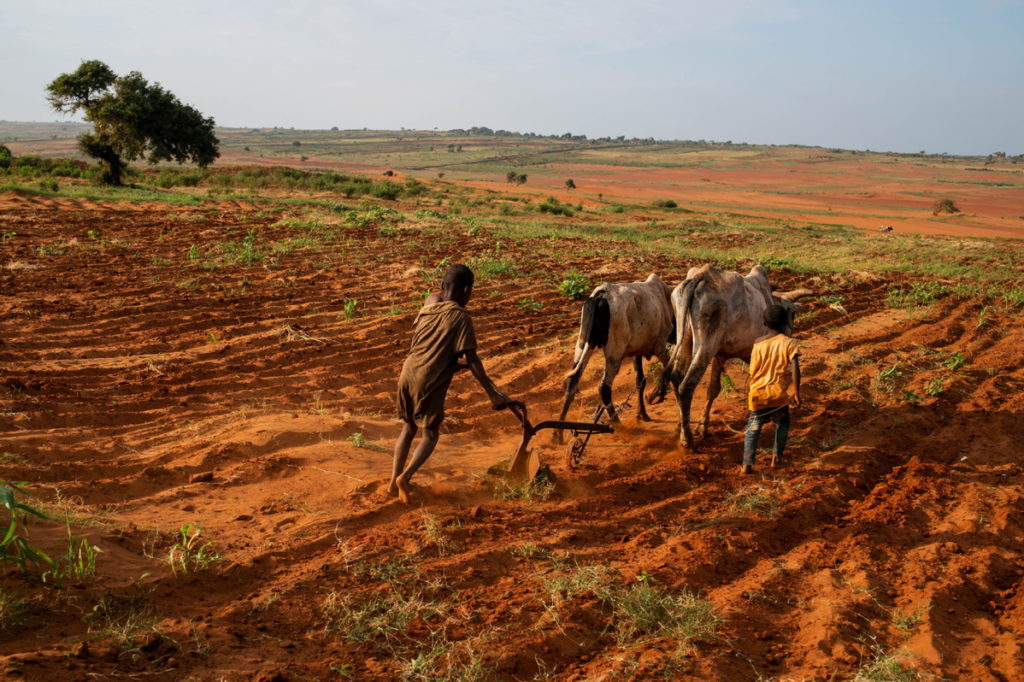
[385,479,397,497]
[740,464,754,475]
[770,455,779,469]
[395,477,412,505]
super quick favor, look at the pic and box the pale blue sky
[3,0,1022,154]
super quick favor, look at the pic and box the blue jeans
[743,405,790,467]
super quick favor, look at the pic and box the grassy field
[6,121,1023,242]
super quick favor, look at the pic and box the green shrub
[404,178,427,197]
[370,181,403,200]
[932,198,960,215]
[558,272,591,300]
[0,146,11,170]
[652,199,677,208]
[538,197,573,216]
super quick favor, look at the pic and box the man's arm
[462,349,520,410]
[790,355,802,407]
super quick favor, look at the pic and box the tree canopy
[46,60,219,185]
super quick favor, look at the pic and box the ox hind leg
[646,345,673,405]
[555,344,596,444]
[599,356,624,423]
[634,356,652,422]
[673,340,719,453]
[696,357,723,438]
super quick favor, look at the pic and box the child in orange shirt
[743,304,802,474]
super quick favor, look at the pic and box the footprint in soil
[353,479,388,497]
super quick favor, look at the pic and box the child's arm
[463,349,521,410]
[790,355,802,407]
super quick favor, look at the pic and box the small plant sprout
[557,272,590,300]
[516,298,543,312]
[976,305,989,328]
[901,389,922,405]
[720,373,737,396]
[168,523,220,575]
[341,298,359,319]
[892,602,930,633]
[348,433,387,452]
[944,352,966,371]
[44,522,102,585]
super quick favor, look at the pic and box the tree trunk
[98,150,124,186]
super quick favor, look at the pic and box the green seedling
[168,523,220,575]
[341,298,359,319]
[0,482,54,574]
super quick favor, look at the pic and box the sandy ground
[1,195,1023,679]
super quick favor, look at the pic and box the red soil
[1,195,1023,679]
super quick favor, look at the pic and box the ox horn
[775,288,814,301]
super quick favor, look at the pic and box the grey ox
[650,264,812,452]
[555,273,674,443]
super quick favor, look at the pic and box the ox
[651,264,811,452]
[555,273,674,443]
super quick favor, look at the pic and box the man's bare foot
[395,477,412,505]
[740,464,754,475]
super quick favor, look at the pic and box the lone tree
[565,178,576,190]
[46,60,219,185]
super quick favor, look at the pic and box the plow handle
[507,402,531,433]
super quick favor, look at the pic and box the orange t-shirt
[747,334,800,411]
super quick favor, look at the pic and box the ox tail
[563,292,609,380]
[666,277,700,385]
[670,276,724,451]
[581,292,610,349]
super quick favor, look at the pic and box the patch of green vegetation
[494,474,555,503]
[853,648,930,681]
[516,298,543,312]
[0,588,27,631]
[557,272,590,300]
[43,522,102,585]
[727,483,782,518]
[341,298,360,319]
[537,196,573,216]
[1,482,54,574]
[610,581,720,647]
[167,523,220,575]
[86,591,158,649]
[321,587,440,648]
[467,256,516,278]
[886,281,951,309]
[348,432,387,452]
